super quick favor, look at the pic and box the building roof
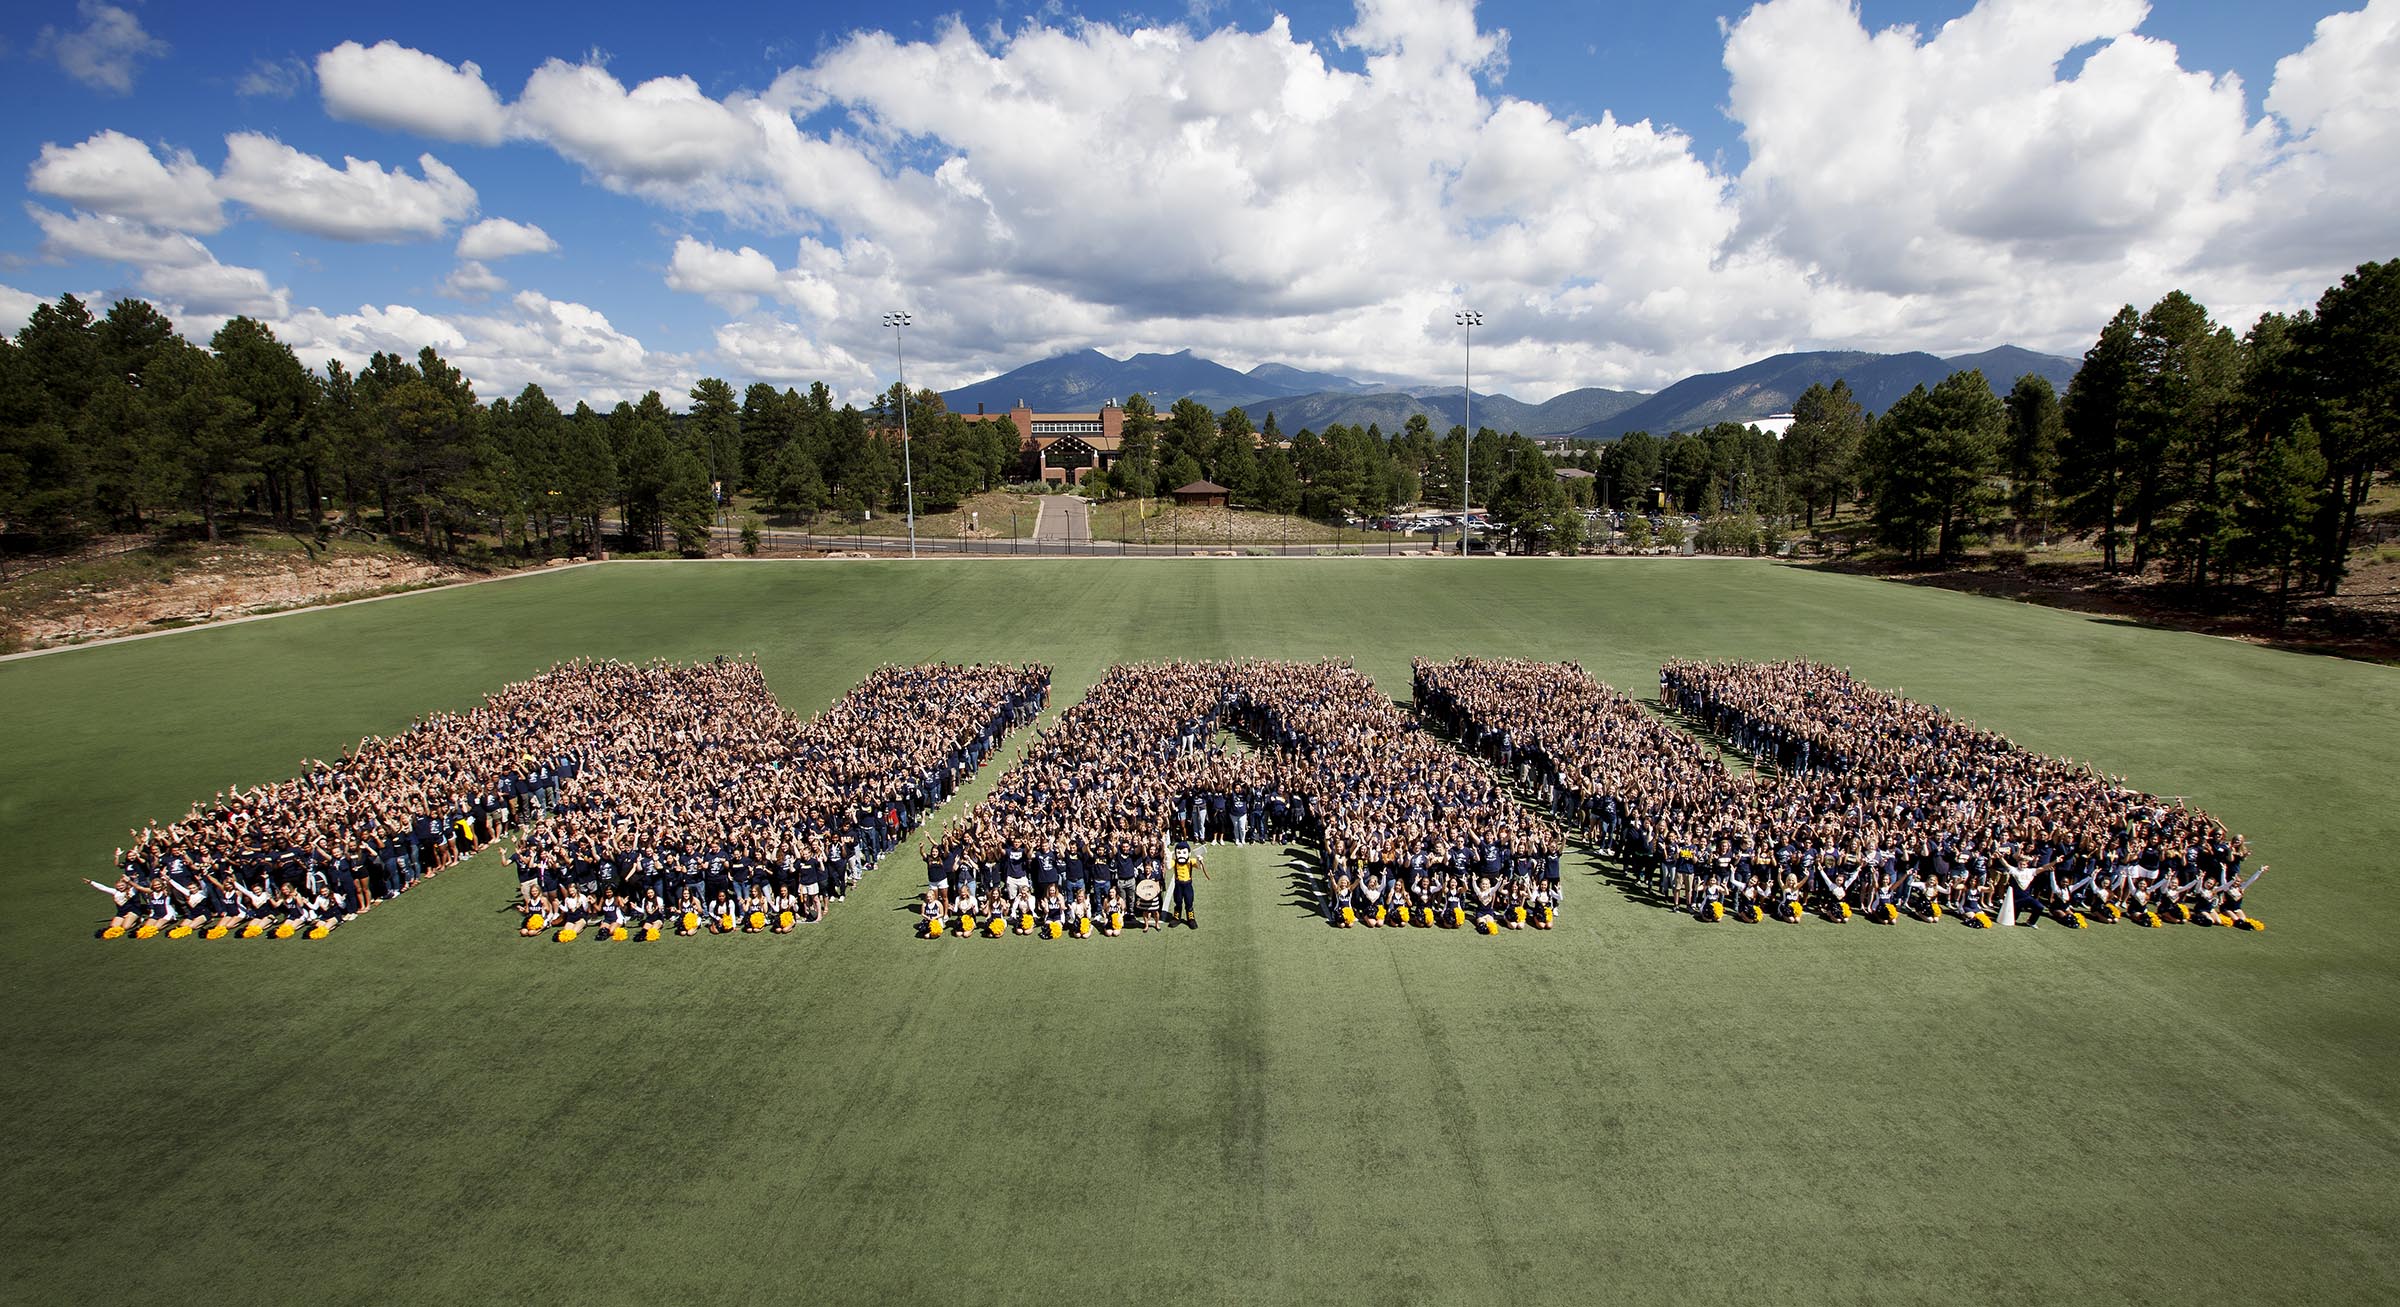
[1554,467,1596,479]
[1172,479,1229,495]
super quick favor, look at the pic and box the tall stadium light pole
[1456,310,1482,555]
[884,312,918,558]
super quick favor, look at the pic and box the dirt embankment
[1805,550,2400,664]
[4,540,476,649]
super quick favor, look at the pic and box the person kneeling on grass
[1101,885,1125,937]
[85,874,144,938]
[634,887,666,936]
[920,890,946,938]
[520,888,557,936]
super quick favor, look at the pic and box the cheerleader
[1911,873,1946,922]
[1777,871,1804,923]
[86,873,144,936]
[2219,865,2261,926]
[1387,881,1413,927]
[1440,876,1467,928]
[1358,869,1386,928]
[1101,885,1125,937]
[518,885,556,936]
[952,886,980,936]
[772,885,801,933]
[1010,882,1039,935]
[1737,871,1769,921]
[299,884,338,931]
[1068,888,1094,939]
[1471,876,1501,930]
[634,885,667,933]
[593,888,627,934]
[1329,873,1355,927]
[705,885,738,934]
[1040,885,1068,938]
[1528,881,1556,930]
[555,884,593,930]
[1693,875,1727,921]
[919,890,946,938]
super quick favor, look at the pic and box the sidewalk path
[1032,498,1092,542]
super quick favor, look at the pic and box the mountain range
[940,344,2079,439]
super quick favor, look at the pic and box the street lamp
[883,311,918,558]
[1455,309,1481,556]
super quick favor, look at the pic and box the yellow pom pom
[1108,911,1123,931]
[1451,907,1467,928]
[1020,913,1035,932]
[1837,902,1852,919]
[272,922,295,939]
[987,917,1006,937]
[525,914,547,933]
[1340,906,1357,924]
[1419,908,1435,927]
[1047,921,1063,939]
[610,925,629,942]
[100,925,125,939]
[778,910,794,929]
[2245,918,2265,932]
[307,924,331,940]
[642,925,661,942]
[718,914,735,932]
[1478,918,1499,934]
[135,923,161,939]
[1512,906,1527,923]
[241,921,265,938]
[928,919,945,938]
[681,912,699,932]
[204,924,229,940]
[1929,903,1943,920]
[1373,905,1387,924]
[167,924,195,939]
[747,911,766,931]
[557,926,579,942]
[961,913,977,933]
[1077,919,1093,937]
[2071,912,2088,929]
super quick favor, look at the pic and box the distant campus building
[960,401,1126,485]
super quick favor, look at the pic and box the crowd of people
[89,659,1047,941]
[93,660,662,939]
[1417,657,2264,930]
[917,659,1564,939]
[511,661,1047,940]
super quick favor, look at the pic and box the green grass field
[4,558,2396,1306]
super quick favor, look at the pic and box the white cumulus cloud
[215,133,478,242]
[316,39,509,145]
[0,284,45,335]
[26,130,224,233]
[38,0,168,95]
[455,216,556,260]
[275,291,686,407]
[441,259,507,299]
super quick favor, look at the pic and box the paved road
[1032,497,1093,542]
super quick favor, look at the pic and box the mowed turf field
[3,558,2397,1306]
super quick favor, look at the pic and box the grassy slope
[2,559,2396,1306]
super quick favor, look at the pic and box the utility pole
[883,312,917,558]
[1456,309,1481,555]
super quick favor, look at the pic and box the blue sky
[2,0,2392,405]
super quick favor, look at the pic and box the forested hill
[940,345,2075,437]
[1569,347,2080,438]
